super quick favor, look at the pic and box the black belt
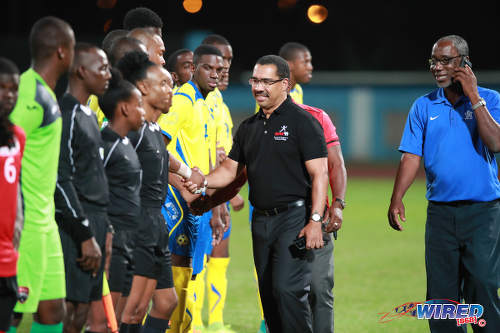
[253,200,305,216]
[430,200,481,207]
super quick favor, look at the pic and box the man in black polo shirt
[187,55,328,332]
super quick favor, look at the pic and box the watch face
[311,213,321,222]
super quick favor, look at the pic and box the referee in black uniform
[187,55,328,332]
[54,43,111,332]
[99,69,145,321]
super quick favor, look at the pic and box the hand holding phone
[289,236,307,258]
[452,56,473,94]
[460,56,472,69]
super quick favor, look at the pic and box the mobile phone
[451,56,472,94]
[460,56,472,68]
[289,236,307,258]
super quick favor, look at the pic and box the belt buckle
[273,208,279,215]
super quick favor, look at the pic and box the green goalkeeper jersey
[10,68,62,232]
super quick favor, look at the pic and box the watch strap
[471,98,486,111]
[335,198,346,209]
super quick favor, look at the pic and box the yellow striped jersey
[157,81,210,174]
[208,88,233,154]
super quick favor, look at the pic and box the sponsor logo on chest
[274,125,289,141]
[464,110,474,120]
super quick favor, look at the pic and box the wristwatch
[311,212,322,223]
[334,198,346,209]
[471,98,486,111]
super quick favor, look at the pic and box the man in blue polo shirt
[388,35,500,332]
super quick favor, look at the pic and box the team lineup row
[0,6,346,333]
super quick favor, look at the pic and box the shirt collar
[102,125,122,140]
[433,87,469,107]
[187,80,204,101]
[256,95,291,119]
[273,95,292,114]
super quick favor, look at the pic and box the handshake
[182,166,207,195]
[177,165,213,215]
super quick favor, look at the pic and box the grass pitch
[19,177,432,333]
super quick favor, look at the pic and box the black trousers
[252,204,313,333]
[425,200,500,333]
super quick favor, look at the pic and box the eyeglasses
[248,77,284,87]
[428,55,463,67]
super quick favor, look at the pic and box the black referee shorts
[108,228,135,297]
[0,276,18,331]
[59,207,108,303]
[133,206,173,289]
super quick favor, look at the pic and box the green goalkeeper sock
[30,322,62,333]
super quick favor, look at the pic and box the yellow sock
[254,266,265,321]
[167,266,192,333]
[181,278,195,332]
[207,257,230,325]
[193,259,206,328]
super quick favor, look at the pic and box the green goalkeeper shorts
[14,223,66,313]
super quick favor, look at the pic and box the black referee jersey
[128,121,169,207]
[101,126,142,230]
[54,93,109,242]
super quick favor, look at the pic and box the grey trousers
[309,232,334,333]
[426,200,500,333]
[252,205,313,333]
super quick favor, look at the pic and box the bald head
[30,16,75,63]
[128,28,165,66]
[109,37,147,66]
[102,29,129,56]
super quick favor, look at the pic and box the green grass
[18,177,433,332]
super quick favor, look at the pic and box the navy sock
[119,323,141,333]
[142,315,170,333]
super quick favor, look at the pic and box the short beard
[436,80,451,88]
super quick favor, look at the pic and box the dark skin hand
[77,237,102,275]
[387,153,421,231]
[186,166,205,188]
[210,205,225,246]
[323,203,343,233]
[172,172,224,244]
[188,169,248,215]
[220,201,231,230]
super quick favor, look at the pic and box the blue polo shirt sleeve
[482,89,500,123]
[399,99,425,156]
